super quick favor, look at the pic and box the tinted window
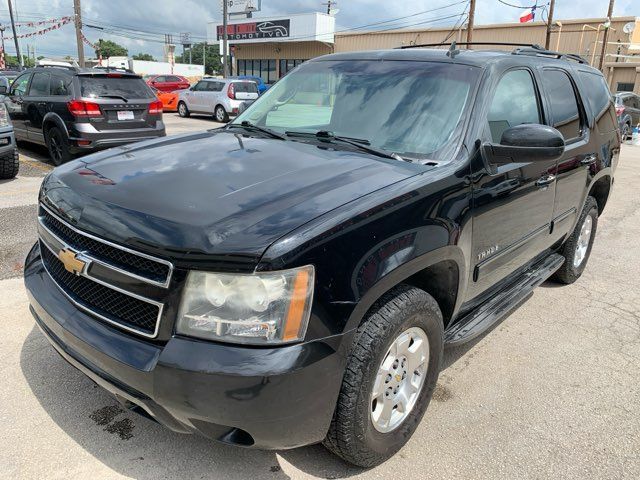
[488,70,540,143]
[80,76,153,99]
[238,60,479,160]
[11,73,30,96]
[578,70,612,117]
[233,81,258,93]
[29,73,50,96]
[541,69,582,141]
[50,76,70,96]
[166,76,181,82]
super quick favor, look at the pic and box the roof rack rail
[397,41,543,50]
[511,47,588,64]
[35,64,79,71]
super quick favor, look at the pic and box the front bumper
[24,245,350,449]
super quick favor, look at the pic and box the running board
[445,253,565,346]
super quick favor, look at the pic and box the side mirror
[481,124,565,173]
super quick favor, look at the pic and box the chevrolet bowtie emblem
[58,249,86,275]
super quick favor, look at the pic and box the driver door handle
[536,174,556,187]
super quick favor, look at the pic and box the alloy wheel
[370,326,429,433]
[573,214,593,267]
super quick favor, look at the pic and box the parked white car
[177,78,259,122]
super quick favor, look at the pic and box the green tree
[132,53,155,61]
[174,42,221,76]
[4,54,34,68]
[95,39,128,58]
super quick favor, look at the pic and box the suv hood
[41,131,422,267]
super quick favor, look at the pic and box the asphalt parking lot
[1,118,639,479]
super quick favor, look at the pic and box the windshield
[234,60,480,160]
[80,76,154,99]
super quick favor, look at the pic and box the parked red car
[145,74,190,92]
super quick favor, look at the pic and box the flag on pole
[519,6,536,23]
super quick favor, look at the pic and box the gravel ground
[1,127,639,479]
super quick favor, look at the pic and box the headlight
[176,265,314,345]
[0,104,9,128]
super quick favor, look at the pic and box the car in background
[0,101,18,179]
[151,86,178,112]
[230,75,270,95]
[177,77,258,122]
[615,92,640,140]
[0,69,21,86]
[145,74,190,92]
[4,65,165,165]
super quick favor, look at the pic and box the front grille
[40,207,170,285]
[40,242,160,336]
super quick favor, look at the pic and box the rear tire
[622,122,631,141]
[214,105,229,123]
[45,126,73,166]
[177,101,190,118]
[0,148,19,179]
[323,285,444,467]
[553,196,598,284]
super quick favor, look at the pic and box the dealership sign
[217,19,290,40]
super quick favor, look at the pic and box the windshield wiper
[285,130,409,162]
[98,95,129,102]
[227,121,287,140]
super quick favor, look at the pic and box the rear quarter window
[79,76,154,99]
[577,70,613,118]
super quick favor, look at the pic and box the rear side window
[50,76,70,96]
[577,70,612,117]
[233,81,258,93]
[166,76,181,82]
[488,69,541,143]
[541,69,582,141]
[80,76,153,99]
[205,81,223,92]
[28,72,50,96]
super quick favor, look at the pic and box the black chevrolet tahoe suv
[5,65,165,165]
[24,45,620,467]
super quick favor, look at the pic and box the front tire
[0,148,19,179]
[214,105,229,123]
[553,196,598,284]
[177,101,190,118]
[323,285,444,467]
[621,122,631,141]
[46,126,72,166]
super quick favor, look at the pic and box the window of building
[487,69,541,143]
[28,72,50,96]
[617,82,634,92]
[236,59,276,84]
[541,69,582,142]
[279,59,305,78]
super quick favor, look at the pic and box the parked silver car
[177,78,259,122]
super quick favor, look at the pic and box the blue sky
[0,0,636,60]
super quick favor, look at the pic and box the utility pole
[544,0,556,49]
[7,0,22,69]
[598,0,615,71]
[0,25,5,69]
[222,0,229,77]
[73,0,85,67]
[466,0,476,44]
[202,42,206,74]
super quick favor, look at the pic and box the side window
[192,81,204,91]
[28,72,50,96]
[488,69,541,143]
[166,76,180,82]
[50,76,70,96]
[541,69,582,142]
[206,81,222,92]
[154,76,166,83]
[577,70,612,118]
[10,74,31,96]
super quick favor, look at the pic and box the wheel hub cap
[573,215,593,267]
[370,326,429,433]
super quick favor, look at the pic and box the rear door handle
[536,174,556,187]
[581,154,597,165]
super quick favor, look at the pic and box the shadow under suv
[4,66,165,165]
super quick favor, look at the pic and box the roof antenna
[446,41,460,59]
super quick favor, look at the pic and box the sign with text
[217,19,290,41]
